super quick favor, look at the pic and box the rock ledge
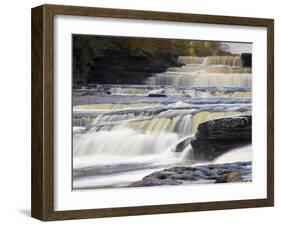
[130,161,252,187]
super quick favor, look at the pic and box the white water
[147,56,251,88]
[177,56,242,67]
[77,107,249,134]
[214,146,252,164]
[74,128,179,158]
[73,55,252,189]
[169,65,251,73]
[203,56,241,66]
[147,72,251,88]
[73,110,248,163]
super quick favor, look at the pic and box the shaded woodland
[72,35,231,85]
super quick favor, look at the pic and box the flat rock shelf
[130,161,252,187]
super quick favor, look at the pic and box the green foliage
[186,41,231,56]
[72,35,118,84]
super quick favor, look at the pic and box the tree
[72,35,232,85]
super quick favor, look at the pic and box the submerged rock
[129,161,251,187]
[147,93,167,97]
[215,171,246,183]
[191,115,251,160]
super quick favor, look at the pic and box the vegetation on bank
[73,35,232,85]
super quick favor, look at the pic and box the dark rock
[195,115,251,140]
[190,115,251,160]
[241,53,252,67]
[147,93,167,97]
[87,48,181,85]
[174,137,193,152]
[129,161,252,187]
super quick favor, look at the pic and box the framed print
[31,4,274,221]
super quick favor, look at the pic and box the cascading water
[214,146,252,164]
[73,54,252,189]
[73,117,94,127]
[147,72,251,88]
[74,129,179,158]
[203,55,241,66]
[146,55,251,88]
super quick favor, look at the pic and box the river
[72,55,252,190]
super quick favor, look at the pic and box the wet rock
[191,115,251,160]
[174,137,193,152]
[241,53,252,67]
[129,161,251,187]
[147,93,167,97]
[215,172,246,183]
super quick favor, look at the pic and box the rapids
[73,55,252,189]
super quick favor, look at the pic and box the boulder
[190,115,251,160]
[241,53,252,67]
[174,137,193,152]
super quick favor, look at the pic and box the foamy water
[73,55,252,189]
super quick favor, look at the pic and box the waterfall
[73,117,94,127]
[178,55,242,67]
[119,114,192,135]
[146,55,251,88]
[191,111,241,134]
[214,146,252,163]
[73,51,252,189]
[87,114,193,135]
[86,109,247,135]
[147,72,251,88]
[168,66,251,74]
[73,109,249,160]
[179,144,193,159]
[73,128,179,157]
[76,96,252,132]
[203,56,241,67]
